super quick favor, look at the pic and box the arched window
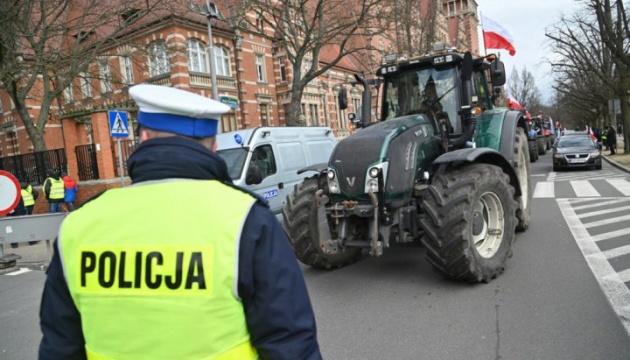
[148,41,169,77]
[187,39,209,73]
[213,46,231,77]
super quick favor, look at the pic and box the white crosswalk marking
[570,180,600,197]
[533,181,555,198]
[607,179,630,196]
[584,214,630,228]
[614,268,630,283]
[573,198,630,211]
[548,170,627,182]
[603,244,630,260]
[5,267,31,276]
[578,205,630,220]
[592,228,630,242]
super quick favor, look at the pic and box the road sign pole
[117,139,125,187]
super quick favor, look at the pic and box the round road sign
[0,170,21,216]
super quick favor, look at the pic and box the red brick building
[0,0,480,185]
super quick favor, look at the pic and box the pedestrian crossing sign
[108,110,130,138]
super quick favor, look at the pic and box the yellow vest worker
[39,85,321,360]
[21,185,35,207]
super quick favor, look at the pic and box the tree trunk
[14,96,47,152]
[621,93,630,153]
[287,84,306,127]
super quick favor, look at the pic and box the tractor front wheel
[283,177,362,270]
[514,128,532,232]
[528,140,538,162]
[420,164,518,283]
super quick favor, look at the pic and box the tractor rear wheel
[420,164,518,283]
[283,176,362,269]
[537,137,546,155]
[528,141,538,162]
[514,128,532,232]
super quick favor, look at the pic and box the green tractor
[283,47,531,283]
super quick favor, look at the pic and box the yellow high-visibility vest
[58,180,257,360]
[21,186,35,207]
[46,178,65,200]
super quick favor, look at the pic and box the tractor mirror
[348,112,358,123]
[491,60,506,86]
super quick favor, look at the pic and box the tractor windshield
[383,67,458,124]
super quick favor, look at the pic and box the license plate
[568,158,587,164]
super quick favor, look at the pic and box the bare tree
[0,0,168,151]
[381,0,441,57]
[232,0,383,126]
[508,66,541,110]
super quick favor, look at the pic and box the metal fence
[113,139,139,177]
[75,144,99,181]
[0,149,67,185]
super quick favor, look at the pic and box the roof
[319,44,361,72]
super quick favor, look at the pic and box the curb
[603,155,630,174]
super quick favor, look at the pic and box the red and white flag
[482,15,516,56]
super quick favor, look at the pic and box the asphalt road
[1,153,630,359]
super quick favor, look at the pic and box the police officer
[39,85,321,360]
[21,182,37,215]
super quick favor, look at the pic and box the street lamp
[189,0,221,100]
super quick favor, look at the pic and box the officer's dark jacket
[39,137,322,360]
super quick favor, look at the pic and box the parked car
[553,134,602,171]
[216,126,337,215]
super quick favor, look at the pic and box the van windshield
[217,148,249,180]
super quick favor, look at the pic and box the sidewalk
[604,136,630,172]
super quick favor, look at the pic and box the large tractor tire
[528,140,538,162]
[420,164,518,283]
[537,137,546,155]
[514,128,532,232]
[283,176,361,269]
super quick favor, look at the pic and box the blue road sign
[108,110,130,138]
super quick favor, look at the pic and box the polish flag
[482,15,516,56]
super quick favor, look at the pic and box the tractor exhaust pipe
[354,74,372,127]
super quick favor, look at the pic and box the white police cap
[129,84,231,138]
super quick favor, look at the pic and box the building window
[99,58,112,93]
[279,57,287,82]
[63,84,74,103]
[221,113,238,132]
[259,103,269,126]
[120,56,134,84]
[187,39,209,73]
[0,98,4,114]
[255,54,266,83]
[448,1,456,16]
[309,104,319,126]
[148,41,169,77]
[214,47,231,77]
[80,72,92,98]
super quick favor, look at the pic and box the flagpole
[479,11,488,56]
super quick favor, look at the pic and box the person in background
[43,171,65,213]
[607,125,617,155]
[21,182,37,215]
[61,172,78,211]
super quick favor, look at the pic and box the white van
[216,127,337,215]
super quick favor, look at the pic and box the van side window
[250,145,277,179]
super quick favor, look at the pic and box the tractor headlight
[369,167,380,178]
[327,168,340,194]
[364,162,388,193]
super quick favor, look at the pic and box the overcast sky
[476,0,583,103]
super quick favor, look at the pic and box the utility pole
[190,0,220,100]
